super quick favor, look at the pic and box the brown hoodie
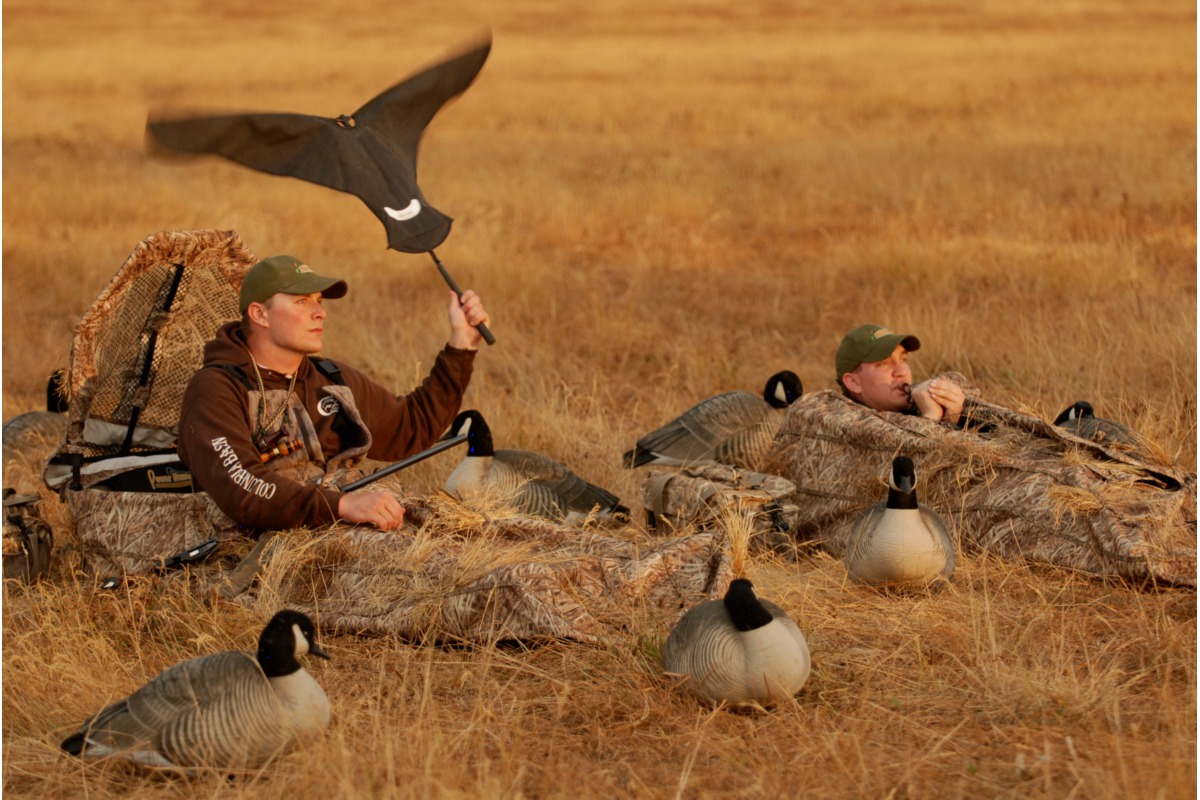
[177,321,474,531]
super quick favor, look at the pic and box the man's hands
[447,289,491,351]
[910,377,965,426]
[337,490,406,531]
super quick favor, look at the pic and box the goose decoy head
[764,371,804,409]
[443,410,493,456]
[890,456,916,493]
[1054,400,1095,425]
[722,578,775,631]
[257,610,329,678]
[886,455,920,509]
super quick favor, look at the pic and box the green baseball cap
[239,255,349,313]
[836,324,921,381]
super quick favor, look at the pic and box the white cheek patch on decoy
[292,624,309,656]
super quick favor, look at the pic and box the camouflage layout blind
[62,229,257,460]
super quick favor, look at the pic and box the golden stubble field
[2,1,1196,798]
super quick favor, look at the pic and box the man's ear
[841,371,861,396]
[247,301,270,328]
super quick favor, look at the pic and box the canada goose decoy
[2,411,68,475]
[844,456,955,587]
[622,370,803,470]
[60,610,331,770]
[2,371,70,473]
[663,578,810,707]
[1053,400,1137,447]
[443,410,631,524]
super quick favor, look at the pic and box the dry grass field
[2,0,1196,798]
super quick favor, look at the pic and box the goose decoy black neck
[257,610,329,678]
[887,456,919,510]
[722,578,774,632]
[764,370,804,409]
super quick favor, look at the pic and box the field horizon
[3,0,1196,798]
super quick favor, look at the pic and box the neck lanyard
[249,358,298,450]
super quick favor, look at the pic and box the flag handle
[430,250,496,346]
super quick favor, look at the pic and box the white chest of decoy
[847,507,950,584]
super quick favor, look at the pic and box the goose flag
[145,35,491,254]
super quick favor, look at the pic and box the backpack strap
[118,262,186,456]
[308,357,365,451]
[309,357,345,384]
[206,362,255,390]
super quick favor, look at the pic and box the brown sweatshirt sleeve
[177,367,344,530]
[339,344,476,462]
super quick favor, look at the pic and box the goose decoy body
[662,578,811,707]
[845,456,955,587]
[2,411,68,477]
[1053,400,1137,447]
[2,371,70,473]
[61,610,331,770]
[622,370,803,470]
[443,410,631,524]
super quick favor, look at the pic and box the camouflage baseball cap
[239,255,348,313]
[835,324,921,380]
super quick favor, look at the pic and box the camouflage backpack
[2,489,53,583]
[43,230,258,581]
[640,463,803,558]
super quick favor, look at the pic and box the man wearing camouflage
[835,323,966,426]
[178,255,489,533]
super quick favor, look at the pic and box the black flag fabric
[146,37,491,254]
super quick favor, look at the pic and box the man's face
[843,344,913,412]
[258,292,327,356]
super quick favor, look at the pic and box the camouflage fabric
[234,495,733,644]
[3,411,68,494]
[3,491,53,583]
[65,488,243,580]
[762,378,1196,587]
[41,229,257,579]
[3,412,69,579]
[52,229,256,465]
[641,464,802,558]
